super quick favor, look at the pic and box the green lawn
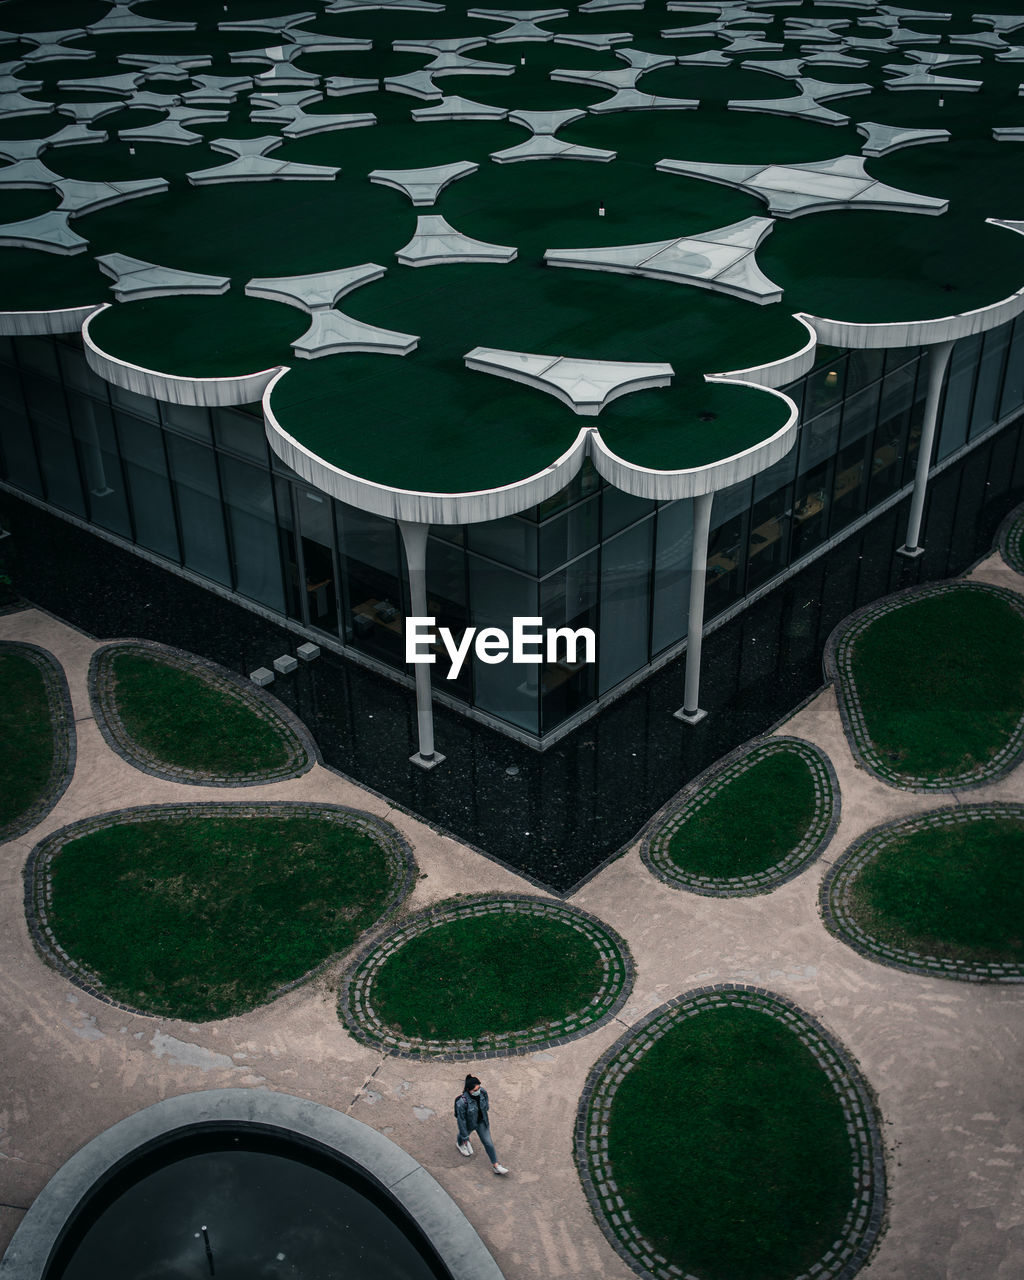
[367,911,604,1040]
[0,651,56,832]
[606,1005,855,1280]
[48,812,399,1020]
[665,747,820,879]
[109,651,300,777]
[849,815,1024,966]
[848,589,1024,782]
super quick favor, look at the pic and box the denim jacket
[455,1088,490,1143]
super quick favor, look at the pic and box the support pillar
[898,339,954,558]
[398,518,445,770]
[674,489,714,725]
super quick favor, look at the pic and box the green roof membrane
[4,0,1024,506]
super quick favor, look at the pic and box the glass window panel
[602,487,654,538]
[213,407,268,460]
[340,504,402,658]
[468,557,539,733]
[27,374,85,516]
[163,401,212,442]
[746,482,792,590]
[539,549,598,731]
[70,397,131,536]
[830,437,871,534]
[845,348,884,395]
[710,478,752,528]
[753,447,797,501]
[467,515,537,572]
[538,495,599,574]
[937,335,981,460]
[803,354,846,418]
[297,488,340,636]
[598,519,653,694]
[117,415,180,560]
[110,382,160,422]
[220,456,285,611]
[166,435,231,585]
[274,477,303,619]
[651,498,693,655]
[425,538,471,699]
[58,342,110,398]
[791,460,832,560]
[969,325,1010,439]
[21,372,69,428]
[16,336,60,379]
[799,407,841,473]
[840,382,881,447]
[0,396,42,495]
[706,510,746,617]
[999,317,1024,419]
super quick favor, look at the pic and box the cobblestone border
[824,580,1024,793]
[820,803,1024,983]
[640,736,839,897]
[338,894,635,1061]
[576,985,887,1280]
[1,641,76,845]
[89,640,316,786]
[23,801,416,1018]
[997,503,1024,576]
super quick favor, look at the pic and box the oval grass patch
[0,642,74,841]
[340,895,633,1058]
[821,803,1024,981]
[829,583,1024,790]
[643,737,837,895]
[578,987,885,1280]
[91,642,312,783]
[26,804,414,1020]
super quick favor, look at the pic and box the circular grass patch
[578,987,885,1280]
[0,642,74,842]
[829,583,1024,790]
[339,895,633,1058]
[643,737,837,895]
[91,642,312,784]
[821,804,1024,982]
[1000,507,1024,576]
[27,804,414,1021]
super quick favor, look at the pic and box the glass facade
[2,319,1024,744]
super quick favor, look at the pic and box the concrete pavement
[1,554,1022,1279]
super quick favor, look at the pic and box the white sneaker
[493,1164,509,1175]
[457,1141,473,1157]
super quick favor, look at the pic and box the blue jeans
[463,1121,498,1164]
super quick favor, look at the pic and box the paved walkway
[2,554,1023,1280]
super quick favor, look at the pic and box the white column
[398,518,445,769]
[675,490,714,724]
[899,339,955,558]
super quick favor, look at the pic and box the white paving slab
[181,75,253,106]
[544,215,781,304]
[292,310,419,358]
[96,253,230,301]
[0,210,88,254]
[656,153,948,217]
[396,214,517,265]
[464,347,673,414]
[728,75,871,126]
[552,31,633,50]
[368,160,478,205]
[324,75,380,96]
[119,107,229,147]
[55,176,169,217]
[411,95,508,121]
[245,264,387,312]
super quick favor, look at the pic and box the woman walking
[455,1075,509,1175]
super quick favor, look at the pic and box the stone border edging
[338,893,635,1061]
[639,735,840,897]
[89,639,317,786]
[820,803,1024,983]
[575,985,887,1280]
[824,580,1024,793]
[1,641,76,845]
[0,1089,504,1280]
[23,801,416,1018]
[996,502,1024,575]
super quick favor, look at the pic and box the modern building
[3,0,1024,763]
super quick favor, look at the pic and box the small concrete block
[410,750,446,770]
[250,666,274,686]
[674,706,707,725]
[274,654,299,674]
[297,642,321,662]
